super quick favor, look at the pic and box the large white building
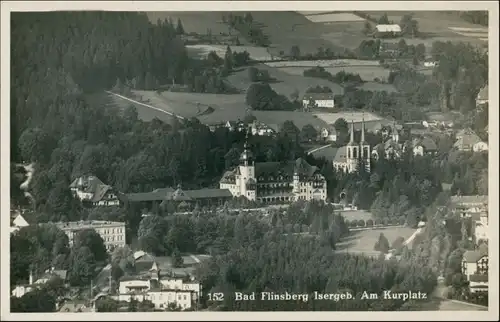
[302,93,335,109]
[219,140,327,203]
[54,220,126,251]
[114,262,201,311]
[332,120,371,173]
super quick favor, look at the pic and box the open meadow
[227,63,344,98]
[86,92,178,124]
[265,60,390,82]
[186,44,276,61]
[335,227,417,257]
[363,11,487,46]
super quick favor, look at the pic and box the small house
[302,93,335,109]
[374,24,402,38]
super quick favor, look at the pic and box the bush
[399,216,406,225]
[350,221,358,228]
[374,219,382,226]
[390,218,399,225]
[358,219,366,227]
[366,219,374,227]
[382,218,390,226]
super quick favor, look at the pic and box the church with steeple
[332,118,371,173]
[219,132,327,203]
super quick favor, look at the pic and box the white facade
[114,290,193,311]
[302,99,334,109]
[55,220,126,251]
[375,24,402,33]
[332,120,371,173]
[413,145,424,156]
[321,128,337,142]
[220,140,327,203]
[69,175,120,207]
[473,141,488,152]
[423,61,437,67]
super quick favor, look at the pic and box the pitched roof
[69,175,105,193]
[333,146,348,163]
[375,24,402,33]
[129,187,233,203]
[302,93,335,100]
[450,195,488,205]
[477,85,488,101]
[463,245,488,263]
[125,188,175,202]
[91,184,112,202]
[413,136,437,151]
[254,158,318,180]
[454,132,482,149]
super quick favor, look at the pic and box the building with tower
[115,260,201,311]
[332,119,371,173]
[219,134,327,203]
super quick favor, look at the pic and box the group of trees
[11,224,109,290]
[248,66,272,82]
[303,67,363,87]
[245,83,300,111]
[459,11,488,26]
[223,13,270,47]
[430,41,488,113]
[195,203,438,310]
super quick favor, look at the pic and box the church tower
[360,117,371,172]
[238,132,256,200]
[346,121,358,173]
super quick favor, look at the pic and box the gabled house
[250,121,278,136]
[462,244,488,294]
[453,129,488,152]
[320,126,337,142]
[374,24,402,38]
[69,175,120,207]
[410,136,437,156]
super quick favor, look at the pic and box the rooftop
[54,220,125,230]
[450,195,488,205]
[302,93,335,100]
[125,187,232,203]
[477,85,488,101]
[463,244,488,263]
[375,24,402,33]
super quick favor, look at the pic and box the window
[183,295,187,300]
[477,257,488,275]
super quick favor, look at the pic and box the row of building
[451,195,489,294]
[12,252,202,312]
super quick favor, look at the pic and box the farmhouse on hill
[302,93,335,109]
[374,24,402,38]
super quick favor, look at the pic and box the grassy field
[336,227,417,256]
[86,92,178,124]
[302,13,366,23]
[135,90,248,123]
[186,44,276,61]
[265,59,380,68]
[270,64,391,82]
[248,11,347,56]
[363,11,487,46]
[339,210,374,222]
[227,64,344,98]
